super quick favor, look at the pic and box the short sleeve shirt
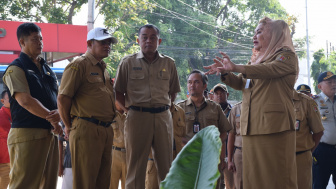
[313,92,336,145]
[178,98,231,141]
[3,66,30,97]
[58,52,116,122]
[171,103,186,154]
[114,51,180,107]
[228,102,242,148]
[293,91,324,151]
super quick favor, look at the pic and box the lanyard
[192,100,207,122]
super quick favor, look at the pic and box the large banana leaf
[160,125,222,189]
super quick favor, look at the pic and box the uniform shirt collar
[136,51,164,60]
[85,51,106,68]
[186,97,207,106]
[320,92,336,102]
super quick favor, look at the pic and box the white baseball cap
[87,27,118,44]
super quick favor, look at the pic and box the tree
[0,0,87,24]
[310,49,327,93]
[136,0,290,101]
[97,0,153,76]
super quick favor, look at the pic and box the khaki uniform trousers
[70,119,113,189]
[145,148,179,189]
[8,129,58,189]
[243,130,297,189]
[224,166,235,189]
[110,149,127,189]
[145,159,159,189]
[0,163,10,189]
[233,148,243,189]
[296,150,312,189]
[125,109,173,189]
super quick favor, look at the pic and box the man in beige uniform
[114,24,180,189]
[58,27,117,189]
[294,85,324,189]
[227,102,243,189]
[110,102,127,189]
[212,83,233,189]
[3,23,62,189]
[178,69,231,189]
[145,103,186,189]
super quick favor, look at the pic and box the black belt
[129,105,169,113]
[148,158,154,161]
[235,146,242,150]
[320,142,336,149]
[76,116,112,127]
[112,146,126,152]
[296,150,309,155]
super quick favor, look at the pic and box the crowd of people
[0,16,335,189]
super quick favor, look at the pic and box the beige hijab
[251,17,295,64]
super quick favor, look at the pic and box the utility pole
[326,40,329,59]
[305,0,311,86]
[88,0,94,32]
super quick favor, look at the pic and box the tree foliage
[310,49,327,93]
[0,0,87,24]
[133,0,290,101]
[97,0,153,76]
[2,0,302,102]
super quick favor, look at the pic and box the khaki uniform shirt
[178,98,231,141]
[171,104,186,154]
[3,66,30,96]
[112,111,126,148]
[59,52,116,122]
[221,49,298,135]
[293,91,324,152]
[314,92,336,145]
[114,51,180,107]
[228,102,242,148]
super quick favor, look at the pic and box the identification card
[245,79,250,89]
[193,121,200,133]
[295,120,300,131]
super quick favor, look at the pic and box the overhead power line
[151,0,251,50]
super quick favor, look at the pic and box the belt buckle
[97,120,102,126]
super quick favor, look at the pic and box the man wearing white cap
[58,27,118,189]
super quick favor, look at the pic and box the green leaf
[160,126,222,189]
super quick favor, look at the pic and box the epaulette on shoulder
[120,53,137,62]
[177,99,187,105]
[298,92,312,100]
[234,101,242,106]
[160,53,175,61]
[312,95,319,99]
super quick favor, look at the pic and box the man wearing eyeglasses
[58,27,118,189]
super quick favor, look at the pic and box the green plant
[160,126,222,189]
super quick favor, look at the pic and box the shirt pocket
[129,71,145,92]
[157,70,170,80]
[263,104,287,129]
[130,72,145,80]
[206,114,218,127]
[157,70,170,92]
[174,119,186,137]
[87,75,104,83]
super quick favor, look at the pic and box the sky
[278,0,336,52]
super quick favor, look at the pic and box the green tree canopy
[0,0,87,24]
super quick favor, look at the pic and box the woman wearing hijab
[204,17,298,188]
